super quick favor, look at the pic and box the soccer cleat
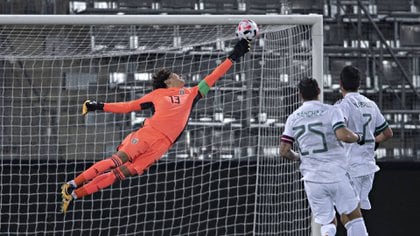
[60,183,75,214]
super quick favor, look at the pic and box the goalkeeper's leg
[61,162,136,213]
[61,151,130,213]
[71,151,130,187]
[72,163,137,199]
[72,134,172,199]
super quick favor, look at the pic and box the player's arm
[335,126,363,144]
[280,138,300,161]
[334,101,349,126]
[374,126,393,150]
[332,107,364,144]
[279,116,300,161]
[82,92,154,115]
[373,106,393,149]
[197,39,250,97]
[375,127,393,143]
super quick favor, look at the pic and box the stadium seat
[199,0,239,11]
[290,0,323,14]
[399,24,420,47]
[245,0,281,14]
[117,0,155,10]
[159,0,195,10]
[377,0,411,13]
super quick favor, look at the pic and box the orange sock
[73,171,117,199]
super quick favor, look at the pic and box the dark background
[337,161,420,235]
[1,159,419,235]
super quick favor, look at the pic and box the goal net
[0,15,322,235]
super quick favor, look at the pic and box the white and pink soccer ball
[235,19,259,41]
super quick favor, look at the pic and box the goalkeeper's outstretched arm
[82,93,154,115]
[82,100,104,115]
[197,39,250,97]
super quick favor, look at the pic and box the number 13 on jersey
[169,95,181,104]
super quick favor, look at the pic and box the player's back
[288,100,347,183]
[335,92,386,176]
[146,86,200,143]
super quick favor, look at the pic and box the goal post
[0,14,323,235]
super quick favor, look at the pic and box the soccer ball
[235,19,259,40]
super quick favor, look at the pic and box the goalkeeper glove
[82,100,104,115]
[356,133,365,145]
[228,39,251,62]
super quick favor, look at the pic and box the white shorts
[350,174,375,210]
[304,178,359,225]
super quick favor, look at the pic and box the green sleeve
[198,80,211,97]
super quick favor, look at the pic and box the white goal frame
[0,14,323,236]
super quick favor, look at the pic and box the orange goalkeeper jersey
[103,58,233,143]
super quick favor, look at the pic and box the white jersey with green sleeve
[281,100,348,183]
[334,92,389,177]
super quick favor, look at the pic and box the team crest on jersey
[179,89,185,95]
[131,138,139,144]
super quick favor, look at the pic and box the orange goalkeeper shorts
[117,125,172,175]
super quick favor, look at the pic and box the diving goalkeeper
[60,39,250,213]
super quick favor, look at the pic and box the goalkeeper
[60,39,250,213]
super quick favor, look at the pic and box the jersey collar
[302,100,322,106]
[344,92,360,98]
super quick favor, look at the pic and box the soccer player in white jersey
[280,78,368,236]
[335,65,393,224]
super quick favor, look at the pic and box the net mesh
[0,20,313,235]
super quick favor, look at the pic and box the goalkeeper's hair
[340,65,360,92]
[152,68,171,90]
[298,77,320,101]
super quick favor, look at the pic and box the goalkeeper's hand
[82,100,104,115]
[228,38,251,62]
[356,133,365,145]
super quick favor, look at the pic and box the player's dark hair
[340,65,360,92]
[152,68,171,90]
[298,77,320,101]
